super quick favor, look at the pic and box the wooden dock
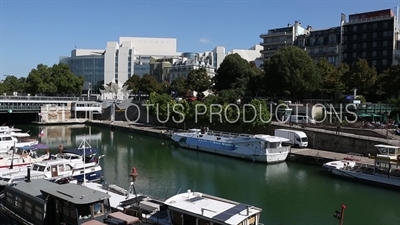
[288,148,375,166]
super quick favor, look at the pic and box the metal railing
[0,96,97,101]
[0,105,41,111]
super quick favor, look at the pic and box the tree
[241,99,271,129]
[214,54,252,96]
[376,64,400,98]
[264,46,320,100]
[316,58,345,97]
[25,63,84,96]
[139,74,162,94]
[186,68,211,98]
[342,58,377,96]
[147,92,174,123]
[246,64,264,97]
[1,75,26,94]
[169,76,189,97]
[124,75,141,94]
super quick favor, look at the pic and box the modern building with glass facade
[59,49,105,94]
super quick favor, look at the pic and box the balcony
[260,31,288,38]
[260,40,287,46]
[347,15,393,24]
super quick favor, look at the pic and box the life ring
[397,155,400,161]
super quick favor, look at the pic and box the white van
[274,129,308,148]
[289,115,316,125]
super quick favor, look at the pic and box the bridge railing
[0,105,41,111]
[0,96,97,101]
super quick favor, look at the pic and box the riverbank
[85,120,379,166]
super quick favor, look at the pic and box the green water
[2,125,400,225]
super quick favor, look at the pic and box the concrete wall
[40,105,72,123]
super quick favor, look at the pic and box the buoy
[130,167,138,181]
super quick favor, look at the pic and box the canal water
[1,124,400,225]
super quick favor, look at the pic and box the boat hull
[177,141,289,163]
[323,164,400,190]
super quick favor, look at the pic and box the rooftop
[41,183,111,205]
[8,179,59,199]
[164,190,262,225]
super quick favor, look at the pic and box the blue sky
[0,0,397,77]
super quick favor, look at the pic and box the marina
[0,124,400,225]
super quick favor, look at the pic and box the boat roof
[254,135,290,143]
[41,183,111,205]
[32,158,82,166]
[63,147,99,156]
[164,190,262,225]
[0,133,14,137]
[10,132,30,137]
[6,179,59,199]
[374,144,400,149]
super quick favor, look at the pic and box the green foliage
[214,54,256,97]
[147,92,174,122]
[316,58,345,94]
[140,74,162,94]
[241,99,271,128]
[342,58,377,95]
[377,64,400,98]
[124,75,141,93]
[169,76,189,97]
[265,46,320,100]
[1,75,27,94]
[25,63,83,96]
[186,68,211,97]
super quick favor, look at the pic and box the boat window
[58,165,65,172]
[63,202,70,218]
[248,215,256,225]
[198,218,211,225]
[6,192,13,204]
[270,142,279,148]
[34,206,43,220]
[301,137,308,142]
[24,201,32,214]
[64,164,72,171]
[70,208,77,219]
[93,202,104,217]
[183,214,196,225]
[14,196,22,209]
[77,204,92,219]
[6,158,20,165]
[32,165,46,172]
[171,211,183,225]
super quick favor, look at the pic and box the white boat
[0,138,104,187]
[0,133,39,154]
[0,126,21,134]
[164,189,263,225]
[171,129,291,163]
[323,145,400,189]
[0,148,50,169]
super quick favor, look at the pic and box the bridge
[0,96,102,113]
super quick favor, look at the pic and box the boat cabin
[1,178,112,225]
[374,145,400,158]
[164,190,263,225]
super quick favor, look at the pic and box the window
[6,192,13,204]
[372,60,377,66]
[383,41,388,47]
[34,206,43,220]
[362,52,367,57]
[373,23,378,29]
[63,203,70,217]
[363,33,367,39]
[373,32,377,38]
[329,36,336,43]
[363,43,367,48]
[25,201,32,214]
[15,196,22,209]
[383,31,388,37]
[363,24,367,30]
[383,50,387,56]
[319,48,323,54]
[372,51,377,57]
[352,52,357,58]
[353,43,357,49]
[93,202,104,217]
[373,42,377,47]
[319,37,324,44]
[383,21,388,28]
[353,34,357,40]
[353,25,357,32]
[310,38,315,45]
[382,59,387,65]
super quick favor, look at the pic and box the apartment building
[341,9,399,73]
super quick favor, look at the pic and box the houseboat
[171,129,290,163]
[0,173,142,225]
[0,147,50,169]
[323,145,400,189]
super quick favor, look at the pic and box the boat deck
[290,148,375,165]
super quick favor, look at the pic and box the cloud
[199,38,211,43]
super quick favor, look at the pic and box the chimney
[25,167,31,182]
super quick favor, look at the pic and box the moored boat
[171,128,290,163]
[323,145,400,189]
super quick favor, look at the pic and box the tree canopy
[264,46,320,100]
[186,68,211,98]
